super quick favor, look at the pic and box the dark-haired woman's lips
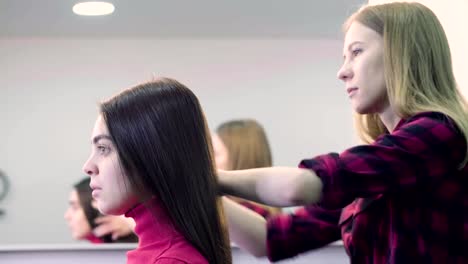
[92,189,101,198]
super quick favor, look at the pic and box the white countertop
[0,240,343,252]
[0,243,137,252]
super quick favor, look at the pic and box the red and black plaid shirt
[237,200,274,219]
[267,112,468,263]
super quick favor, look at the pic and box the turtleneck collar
[124,196,209,264]
[125,196,179,246]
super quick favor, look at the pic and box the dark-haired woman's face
[82,115,139,216]
[64,190,91,240]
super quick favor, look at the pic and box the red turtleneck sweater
[125,198,208,264]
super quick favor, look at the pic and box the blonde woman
[219,3,468,263]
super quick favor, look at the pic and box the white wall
[0,38,355,244]
[368,0,468,97]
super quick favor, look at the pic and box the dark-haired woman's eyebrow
[92,134,113,145]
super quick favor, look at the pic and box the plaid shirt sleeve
[266,205,342,262]
[236,200,273,219]
[301,112,466,209]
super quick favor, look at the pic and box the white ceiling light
[73,2,115,16]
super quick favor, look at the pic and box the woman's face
[337,21,389,115]
[82,115,139,216]
[212,133,230,170]
[64,190,91,240]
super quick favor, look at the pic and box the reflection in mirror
[64,177,138,243]
[0,0,364,247]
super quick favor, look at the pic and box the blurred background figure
[64,177,138,243]
[213,119,281,219]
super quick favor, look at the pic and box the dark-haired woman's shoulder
[155,236,209,264]
[154,257,207,264]
[154,258,187,264]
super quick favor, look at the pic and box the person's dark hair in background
[74,178,137,243]
[65,177,138,243]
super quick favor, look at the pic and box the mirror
[0,0,364,245]
[0,170,9,217]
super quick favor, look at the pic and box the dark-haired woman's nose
[82,157,98,177]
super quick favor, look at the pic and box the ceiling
[0,0,366,39]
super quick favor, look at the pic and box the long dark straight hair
[100,78,231,264]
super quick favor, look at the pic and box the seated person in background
[212,119,281,219]
[64,177,138,243]
[82,78,232,264]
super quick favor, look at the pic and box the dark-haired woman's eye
[97,145,110,155]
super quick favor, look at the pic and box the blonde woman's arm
[219,167,323,207]
[222,197,268,257]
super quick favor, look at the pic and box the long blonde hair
[345,2,468,166]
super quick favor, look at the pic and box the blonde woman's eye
[352,49,362,56]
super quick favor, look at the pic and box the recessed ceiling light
[73,2,115,16]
